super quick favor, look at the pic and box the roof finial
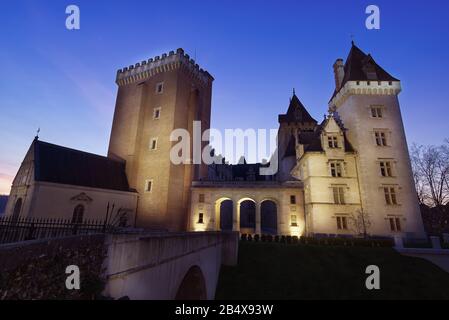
[35,127,40,140]
[350,34,355,46]
[293,88,296,96]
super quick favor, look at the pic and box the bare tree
[410,142,449,207]
[349,209,372,238]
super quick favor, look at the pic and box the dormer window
[328,135,339,148]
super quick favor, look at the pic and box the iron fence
[0,215,116,244]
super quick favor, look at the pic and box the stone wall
[0,234,106,300]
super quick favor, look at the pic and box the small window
[153,107,161,119]
[145,180,153,192]
[333,187,345,204]
[380,161,393,177]
[198,213,204,224]
[336,216,348,230]
[290,195,296,205]
[291,215,298,227]
[389,217,401,232]
[199,194,205,203]
[371,106,383,118]
[374,131,387,146]
[330,161,343,177]
[384,187,397,205]
[72,204,84,224]
[328,135,339,148]
[150,138,158,150]
[156,82,164,94]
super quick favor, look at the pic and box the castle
[4,43,426,240]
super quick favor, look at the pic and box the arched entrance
[261,200,277,235]
[239,199,255,233]
[12,198,23,221]
[215,198,233,231]
[175,266,207,300]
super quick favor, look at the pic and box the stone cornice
[116,48,214,87]
[330,80,402,108]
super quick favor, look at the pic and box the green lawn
[216,241,449,300]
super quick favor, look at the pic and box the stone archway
[215,198,233,231]
[239,199,255,233]
[175,266,207,300]
[261,200,277,235]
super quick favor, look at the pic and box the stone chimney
[333,59,345,91]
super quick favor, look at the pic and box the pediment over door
[70,192,93,203]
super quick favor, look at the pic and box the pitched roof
[279,94,317,124]
[33,139,132,192]
[331,43,399,100]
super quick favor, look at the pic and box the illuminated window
[291,215,297,227]
[328,135,339,148]
[371,106,383,118]
[375,131,387,146]
[198,213,204,224]
[330,161,343,177]
[384,187,397,205]
[389,217,401,232]
[333,187,345,204]
[336,216,348,230]
[380,161,393,177]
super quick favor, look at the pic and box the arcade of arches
[189,184,305,236]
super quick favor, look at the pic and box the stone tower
[108,48,214,231]
[329,43,426,239]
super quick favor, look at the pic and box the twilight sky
[0,0,449,195]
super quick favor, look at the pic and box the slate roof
[33,139,132,192]
[330,43,399,101]
[279,94,317,124]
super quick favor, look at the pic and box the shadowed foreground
[216,242,449,299]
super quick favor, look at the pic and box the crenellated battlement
[116,48,214,87]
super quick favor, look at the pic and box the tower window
[328,135,339,148]
[332,187,345,204]
[156,82,164,94]
[336,216,348,230]
[384,187,397,205]
[145,180,153,192]
[198,213,204,224]
[153,107,161,119]
[374,131,387,146]
[291,215,298,227]
[330,161,343,177]
[370,106,383,118]
[199,194,205,203]
[380,161,393,177]
[389,217,402,232]
[150,138,158,150]
[290,195,296,205]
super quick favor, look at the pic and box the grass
[216,241,449,300]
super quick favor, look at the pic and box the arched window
[72,204,84,224]
[12,198,23,221]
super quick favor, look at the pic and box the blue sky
[1,0,449,194]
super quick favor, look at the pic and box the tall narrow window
[328,135,339,148]
[291,215,298,226]
[380,161,393,177]
[199,194,205,203]
[375,131,387,146]
[384,187,397,205]
[72,204,84,224]
[336,216,348,230]
[145,180,153,192]
[150,138,158,150]
[389,217,402,232]
[330,161,343,177]
[198,213,204,224]
[153,107,161,119]
[156,82,164,94]
[333,187,345,204]
[290,195,296,205]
